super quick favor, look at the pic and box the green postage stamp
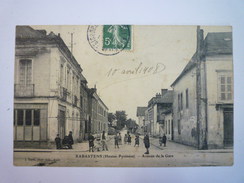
[103,25,131,50]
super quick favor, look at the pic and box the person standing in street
[102,131,108,151]
[55,134,61,149]
[68,131,74,149]
[162,134,167,147]
[124,134,128,144]
[134,135,139,147]
[118,132,122,145]
[114,133,119,148]
[127,134,132,145]
[88,133,95,152]
[143,134,150,154]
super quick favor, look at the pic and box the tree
[108,113,116,127]
[115,111,127,130]
[126,118,138,133]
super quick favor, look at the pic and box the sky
[32,25,231,121]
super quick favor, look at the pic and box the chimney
[156,93,161,98]
[161,89,168,96]
[36,30,47,35]
[196,26,204,54]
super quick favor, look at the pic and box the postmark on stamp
[103,25,131,50]
[87,25,131,56]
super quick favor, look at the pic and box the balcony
[14,84,34,97]
[73,95,78,107]
[60,87,68,101]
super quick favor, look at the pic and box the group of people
[54,130,167,154]
[88,131,108,152]
[55,131,74,149]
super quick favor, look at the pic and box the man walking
[162,134,167,147]
[88,133,95,152]
[102,131,108,151]
[114,133,119,148]
[143,134,150,154]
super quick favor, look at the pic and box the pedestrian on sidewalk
[162,134,167,147]
[114,133,119,148]
[159,136,163,146]
[127,134,132,145]
[102,131,108,151]
[124,134,128,144]
[134,135,139,147]
[88,133,95,152]
[68,131,74,149]
[143,134,150,154]
[62,135,70,149]
[55,134,61,149]
[118,133,122,145]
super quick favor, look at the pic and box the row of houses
[14,26,108,148]
[137,27,233,149]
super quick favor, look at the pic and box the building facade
[14,26,83,148]
[87,88,109,138]
[145,89,173,137]
[171,29,233,149]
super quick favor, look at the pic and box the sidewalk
[139,135,233,153]
[14,141,90,152]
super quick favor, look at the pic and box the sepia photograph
[13,25,233,167]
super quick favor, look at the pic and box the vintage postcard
[13,25,233,167]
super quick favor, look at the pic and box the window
[19,59,32,85]
[186,89,189,108]
[34,110,40,126]
[178,120,181,135]
[220,76,232,100]
[17,110,24,126]
[169,120,171,135]
[178,94,180,112]
[26,110,32,126]
[165,121,167,134]
[15,109,40,126]
[60,64,64,85]
[180,93,183,110]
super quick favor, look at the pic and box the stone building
[14,26,83,148]
[79,76,90,141]
[145,89,173,137]
[87,88,109,138]
[136,107,147,134]
[171,28,233,149]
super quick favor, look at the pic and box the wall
[205,55,233,148]
[172,66,198,147]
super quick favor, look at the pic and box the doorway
[223,108,233,147]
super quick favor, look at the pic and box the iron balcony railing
[60,87,68,101]
[14,84,34,97]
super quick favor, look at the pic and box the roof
[205,32,232,55]
[148,90,173,106]
[16,26,46,38]
[16,26,83,73]
[157,90,173,103]
[136,107,147,117]
[171,32,232,87]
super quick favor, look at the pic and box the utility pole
[71,32,74,54]
[68,32,75,55]
[196,26,203,150]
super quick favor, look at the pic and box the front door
[58,110,66,139]
[223,108,233,147]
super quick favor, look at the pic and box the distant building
[146,89,173,137]
[162,108,173,140]
[79,76,90,141]
[171,28,233,149]
[136,106,147,127]
[87,88,109,137]
[14,26,83,148]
